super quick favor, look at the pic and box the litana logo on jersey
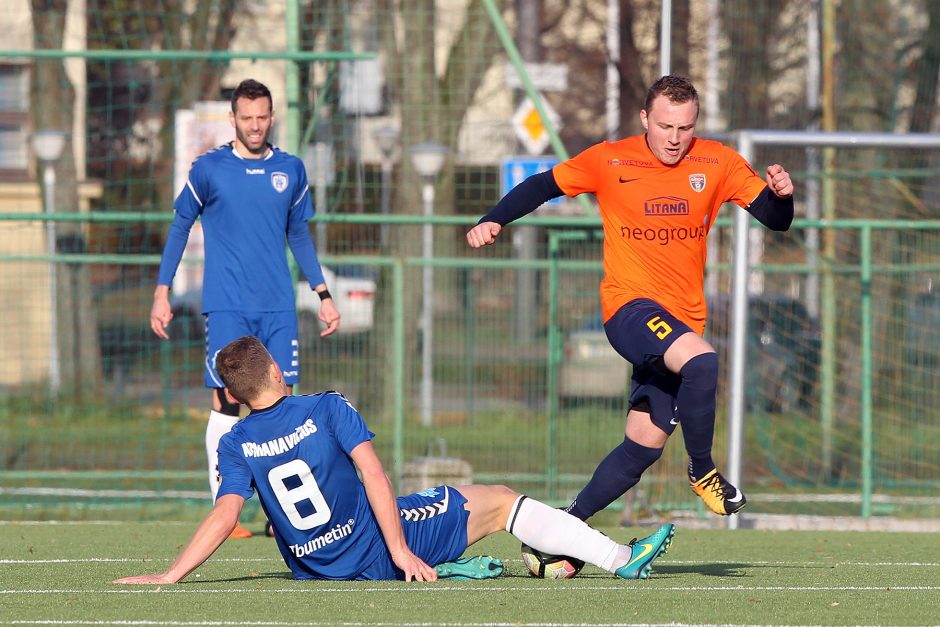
[271,171,289,193]
[689,174,706,192]
[644,196,689,216]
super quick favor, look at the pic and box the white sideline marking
[16,622,935,627]
[5,557,939,567]
[8,622,934,627]
[751,492,940,505]
[2,558,278,564]
[0,487,207,500]
[0,521,192,526]
[666,559,940,567]
[3,585,940,594]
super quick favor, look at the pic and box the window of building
[0,64,30,177]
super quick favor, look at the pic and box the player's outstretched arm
[466,170,565,249]
[113,494,245,585]
[150,285,174,340]
[351,441,438,582]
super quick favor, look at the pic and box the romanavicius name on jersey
[241,418,318,458]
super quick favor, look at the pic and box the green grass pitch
[1,521,937,626]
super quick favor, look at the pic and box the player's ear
[639,109,649,131]
[223,387,239,406]
[269,361,283,384]
[229,110,236,128]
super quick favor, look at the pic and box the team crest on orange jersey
[689,174,706,192]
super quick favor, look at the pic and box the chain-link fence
[2,0,939,523]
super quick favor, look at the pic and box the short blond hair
[644,75,699,114]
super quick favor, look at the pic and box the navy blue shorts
[604,299,694,435]
[358,485,470,580]
[204,311,300,388]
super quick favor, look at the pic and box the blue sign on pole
[500,156,562,205]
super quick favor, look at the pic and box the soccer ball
[520,543,585,579]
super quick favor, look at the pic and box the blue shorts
[604,299,694,435]
[358,486,470,580]
[204,311,300,388]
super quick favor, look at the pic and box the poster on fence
[171,101,232,299]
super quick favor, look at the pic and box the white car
[170,265,376,341]
[295,265,376,339]
[558,315,630,404]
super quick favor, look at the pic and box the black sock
[566,436,663,521]
[678,353,719,481]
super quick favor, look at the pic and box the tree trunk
[31,0,103,397]
[366,0,506,422]
[617,0,649,136]
[722,0,772,129]
[671,0,690,78]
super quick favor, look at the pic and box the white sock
[206,410,239,502]
[505,495,632,573]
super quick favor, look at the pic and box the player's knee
[479,484,519,503]
[484,485,521,520]
[679,352,719,390]
[621,436,664,470]
[495,484,520,499]
[215,387,240,417]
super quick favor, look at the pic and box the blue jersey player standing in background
[113,336,675,583]
[149,79,341,538]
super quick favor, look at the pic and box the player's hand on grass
[466,222,501,248]
[150,286,174,339]
[390,547,438,582]
[318,298,341,337]
[113,572,177,585]
[766,164,793,199]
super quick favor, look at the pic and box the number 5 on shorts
[646,315,673,340]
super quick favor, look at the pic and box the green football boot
[615,523,675,580]
[434,555,505,580]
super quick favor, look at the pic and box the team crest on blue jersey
[271,172,289,193]
[689,174,706,192]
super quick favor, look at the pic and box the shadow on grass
[651,563,751,577]
[193,571,295,584]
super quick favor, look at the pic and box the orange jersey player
[467,75,794,521]
[553,134,767,333]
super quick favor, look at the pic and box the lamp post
[303,142,335,253]
[408,142,448,427]
[372,126,400,252]
[31,129,67,394]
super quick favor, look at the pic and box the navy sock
[678,352,719,481]
[566,436,663,521]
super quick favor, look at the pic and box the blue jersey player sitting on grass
[113,336,675,583]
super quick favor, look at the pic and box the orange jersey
[552,135,766,333]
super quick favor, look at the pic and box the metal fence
[3,1,940,525]
[4,209,940,523]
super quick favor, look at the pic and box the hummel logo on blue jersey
[246,168,265,175]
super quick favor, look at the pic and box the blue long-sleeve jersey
[157,143,325,313]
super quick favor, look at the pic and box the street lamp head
[408,142,448,179]
[31,129,67,163]
[372,125,400,160]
